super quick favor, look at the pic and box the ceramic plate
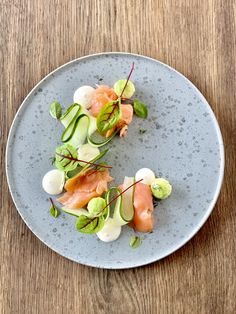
[6,53,224,269]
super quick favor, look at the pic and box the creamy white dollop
[97,218,121,242]
[77,143,100,166]
[42,169,65,195]
[135,168,155,185]
[73,86,95,109]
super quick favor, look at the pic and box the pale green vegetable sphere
[151,178,172,199]
[114,79,135,98]
[87,197,106,216]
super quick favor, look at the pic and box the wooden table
[1,1,235,313]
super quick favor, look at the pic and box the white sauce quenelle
[97,218,121,242]
[73,86,95,109]
[42,169,65,195]
[135,168,155,185]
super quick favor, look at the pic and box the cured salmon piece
[90,85,118,117]
[119,105,133,126]
[57,169,113,209]
[117,105,133,137]
[90,85,133,137]
[58,190,99,209]
[132,182,154,232]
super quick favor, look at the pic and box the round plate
[6,53,224,269]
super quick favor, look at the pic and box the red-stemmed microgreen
[96,63,137,133]
[119,62,135,98]
[49,198,60,218]
[56,152,112,169]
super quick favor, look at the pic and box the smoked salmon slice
[90,85,133,137]
[116,104,133,137]
[57,169,113,209]
[132,182,154,232]
[90,85,118,117]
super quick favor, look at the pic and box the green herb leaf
[49,198,60,218]
[76,215,105,234]
[50,205,59,218]
[50,101,62,119]
[96,99,121,133]
[139,129,147,134]
[133,99,148,118]
[54,144,78,171]
[129,235,142,248]
[49,156,56,165]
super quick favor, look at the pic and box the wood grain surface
[0,0,235,313]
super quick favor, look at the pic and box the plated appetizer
[42,64,172,247]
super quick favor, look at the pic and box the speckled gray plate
[6,52,224,269]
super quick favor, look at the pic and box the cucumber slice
[79,106,90,116]
[61,107,82,142]
[61,103,117,148]
[65,166,83,179]
[77,144,100,167]
[67,114,89,147]
[88,116,98,136]
[113,177,135,225]
[79,148,109,172]
[60,103,81,128]
[91,148,109,162]
[62,207,90,217]
[88,128,119,147]
[105,187,122,222]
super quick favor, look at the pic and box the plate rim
[5,52,225,269]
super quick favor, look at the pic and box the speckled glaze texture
[6,53,224,269]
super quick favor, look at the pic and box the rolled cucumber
[61,106,82,142]
[67,114,89,147]
[62,207,90,217]
[88,128,119,147]
[113,177,135,225]
[104,187,121,222]
[61,102,118,148]
[60,103,81,128]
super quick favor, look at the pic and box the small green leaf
[133,99,148,118]
[49,156,56,165]
[96,99,121,133]
[76,215,105,234]
[49,198,60,218]
[50,205,59,218]
[50,101,62,119]
[139,129,147,134]
[129,235,142,248]
[54,144,78,172]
